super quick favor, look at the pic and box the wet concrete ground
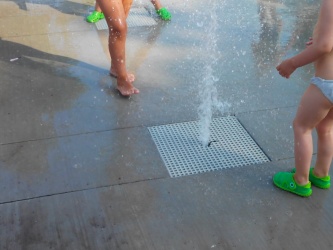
[1,0,333,249]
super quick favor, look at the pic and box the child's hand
[276,59,297,79]
[306,37,313,47]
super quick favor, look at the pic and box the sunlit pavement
[0,0,332,249]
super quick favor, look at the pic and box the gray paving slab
[1,0,333,249]
[0,127,168,203]
[237,107,319,161]
[0,162,332,250]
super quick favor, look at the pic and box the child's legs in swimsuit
[97,0,138,95]
[293,84,333,185]
[107,0,133,78]
[315,108,333,177]
[97,0,128,78]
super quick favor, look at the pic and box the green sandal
[291,168,330,189]
[86,11,105,23]
[156,7,171,21]
[273,172,312,197]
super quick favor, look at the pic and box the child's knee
[110,22,127,36]
[104,15,127,35]
[292,119,311,134]
[316,123,333,136]
[292,119,302,131]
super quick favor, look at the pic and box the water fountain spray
[197,1,230,146]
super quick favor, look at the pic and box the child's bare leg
[314,108,333,177]
[150,0,162,10]
[110,0,134,81]
[95,0,132,16]
[97,0,139,96]
[122,0,133,17]
[95,2,102,12]
[293,84,332,185]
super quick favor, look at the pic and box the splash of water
[197,1,230,146]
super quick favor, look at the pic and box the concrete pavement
[0,0,332,249]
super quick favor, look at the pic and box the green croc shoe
[156,7,171,21]
[273,172,312,197]
[86,11,104,23]
[291,168,330,189]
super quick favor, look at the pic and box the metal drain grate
[95,7,157,30]
[148,116,270,178]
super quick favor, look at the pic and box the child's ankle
[313,168,329,178]
[293,174,309,186]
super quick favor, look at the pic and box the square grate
[148,116,270,178]
[95,7,157,30]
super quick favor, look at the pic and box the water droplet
[197,22,203,27]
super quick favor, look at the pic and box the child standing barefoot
[96,0,139,96]
[273,0,333,197]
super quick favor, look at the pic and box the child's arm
[276,0,333,78]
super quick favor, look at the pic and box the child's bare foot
[116,77,139,97]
